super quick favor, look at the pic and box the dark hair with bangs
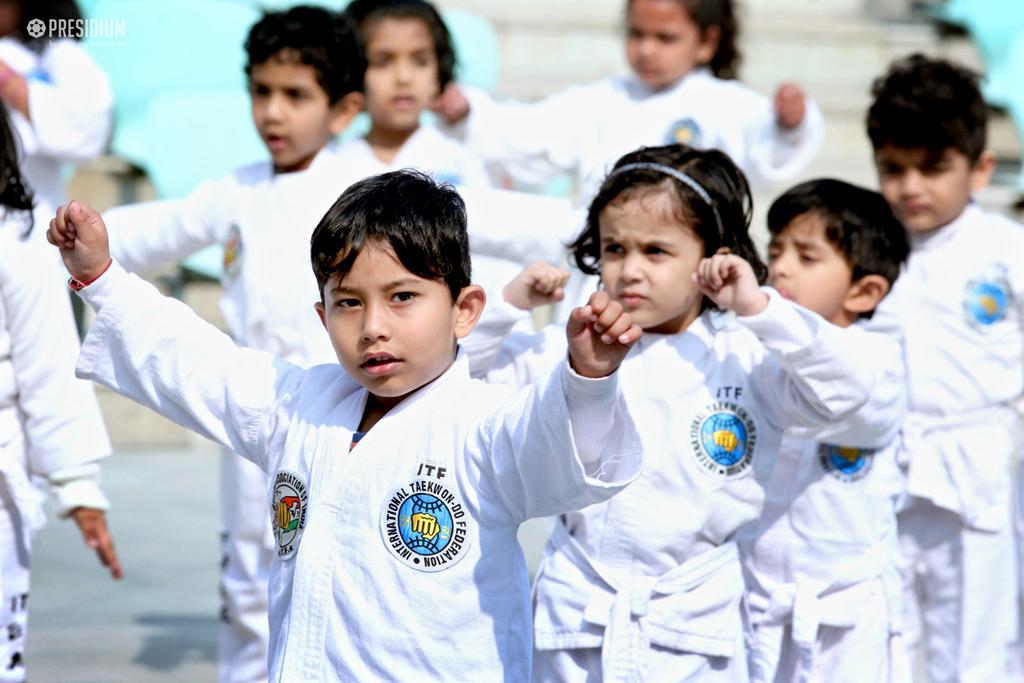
[628,0,741,80]
[867,54,987,163]
[245,6,365,104]
[572,144,764,316]
[344,0,456,91]
[311,170,470,301]
[767,179,908,318]
[0,101,34,237]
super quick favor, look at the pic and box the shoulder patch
[271,470,308,559]
[689,401,757,479]
[665,118,703,147]
[222,224,243,284]
[963,276,1011,329]
[819,444,875,483]
[380,474,473,573]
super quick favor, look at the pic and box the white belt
[536,520,743,683]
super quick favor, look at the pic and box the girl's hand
[430,83,470,125]
[71,508,123,580]
[566,291,642,378]
[46,201,111,284]
[774,83,806,130]
[503,262,571,310]
[693,248,768,317]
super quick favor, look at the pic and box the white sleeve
[74,263,302,472]
[787,330,906,449]
[460,187,581,266]
[105,176,236,274]
[739,287,874,431]
[0,233,111,475]
[462,276,531,379]
[46,461,110,518]
[483,322,570,389]
[476,361,642,523]
[18,41,112,162]
[440,85,590,188]
[741,94,825,189]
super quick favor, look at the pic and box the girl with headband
[468,144,890,682]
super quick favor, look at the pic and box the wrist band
[68,259,112,291]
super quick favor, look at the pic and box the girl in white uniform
[469,145,885,682]
[0,101,118,682]
[0,0,113,218]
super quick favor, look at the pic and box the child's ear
[969,150,997,193]
[843,274,890,317]
[329,92,365,136]
[696,25,722,65]
[314,301,328,330]
[453,285,486,339]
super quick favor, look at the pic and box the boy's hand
[430,83,470,124]
[566,291,642,378]
[694,248,768,316]
[774,83,806,130]
[46,201,111,283]
[71,507,123,580]
[503,262,571,310]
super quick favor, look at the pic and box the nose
[264,91,285,122]
[395,57,413,84]
[620,251,644,282]
[900,168,923,197]
[769,250,794,279]
[361,302,391,342]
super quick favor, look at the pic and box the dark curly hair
[344,0,456,91]
[867,54,987,163]
[245,6,365,104]
[571,144,764,315]
[0,101,34,237]
[629,0,741,80]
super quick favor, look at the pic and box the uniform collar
[907,201,981,252]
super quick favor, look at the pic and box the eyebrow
[331,277,422,294]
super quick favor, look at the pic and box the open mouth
[361,353,402,376]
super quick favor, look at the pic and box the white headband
[609,162,724,237]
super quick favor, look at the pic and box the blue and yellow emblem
[380,474,472,572]
[222,224,243,284]
[690,402,757,479]
[819,444,874,483]
[665,118,702,147]
[964,280,1009,328]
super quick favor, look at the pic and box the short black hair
[867,54,987,163]
[767,179,909,317]
[344,0,456,91]
[245,6,365,105]
[14,0,81,52]
[311,170,471,301]
[0,101,34,237]
[572,144,765,315]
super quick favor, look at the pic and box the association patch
[665,118,703,147]
[380,474,472,573]
[819,444,875,483]
[690,401,757,479]
[271,470,308,560]
[222,224,243,284]
[963,277,1010,329]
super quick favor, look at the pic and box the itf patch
[222,224,243,284]
[963,277,1011,329]
[380,466,473,573]
[665,118,703,147]
[819,444,874,483]
[690,401,757,479]
[271,470,308,560]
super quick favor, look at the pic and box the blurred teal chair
[1003,32,1024,195]
[87,0,259,164]
[441,9,500,93]
[926,0,970,26]
[138,89,267,279]
[946,0,1024,109]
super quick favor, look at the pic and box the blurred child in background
[0,99,118,682]
[866,54,1024,683]
[0,0,112,220]
[740,179,910,683]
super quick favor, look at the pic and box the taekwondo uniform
[440,68,825,319]
[74,262,644,683]
[469,288,881,682]
[0,207,111,681]
[739,327,909,683]
[868,203,1024,683]
[0,37,113,220]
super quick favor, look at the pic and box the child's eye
[799,254,816,264]
[286,90,305,101]
[336,298,360,308]
[644,246,665,255]
[392,292,416,303]
[766,249,780,261]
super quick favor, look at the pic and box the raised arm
[735,84,825,190]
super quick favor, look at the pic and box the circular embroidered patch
[964,280,1009,328]
[664,118,703,147]
[271,470,308,560]
[689,402,757,479]
[380,479,472,572]
[819,444,875,483]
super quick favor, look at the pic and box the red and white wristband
[68,259,113,291]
